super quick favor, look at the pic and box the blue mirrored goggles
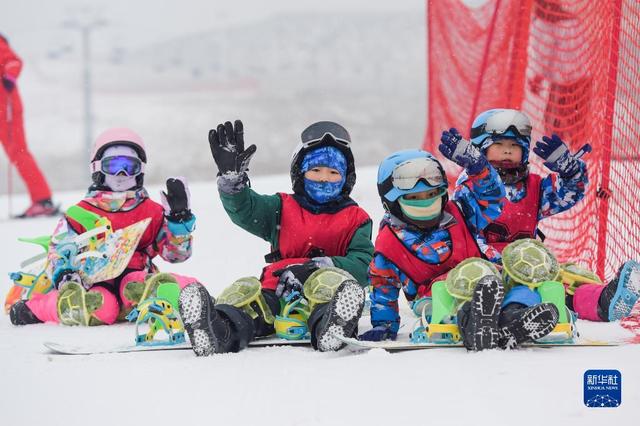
[100,156,143,176]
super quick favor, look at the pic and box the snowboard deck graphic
[5,218,151,313]
[76,217,151,285]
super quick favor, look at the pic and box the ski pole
[6,99,13,218]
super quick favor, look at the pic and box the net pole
[426,0,434,147]
[466,0,502,132]
[596,0,623,279]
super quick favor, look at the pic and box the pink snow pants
[26,271,198,325]
[572,283,606,322]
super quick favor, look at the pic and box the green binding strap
[65,205,103,231]
[17,235,52,251]
[536,280,568,324]
[429,280,458,325]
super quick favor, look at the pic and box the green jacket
[219,186,373,285]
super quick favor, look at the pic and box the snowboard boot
[14,199,60,219]
[308,279,365,352]
[457,275,504,351]
[598,260,640,321]
[178,283,255,356]
[9,300,43,326]
[498,303,560,349]
[57,282,105,326]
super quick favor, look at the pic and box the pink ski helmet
[90,127,147,163]
[90,128,147,188]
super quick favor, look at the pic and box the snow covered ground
[1,169,639,426]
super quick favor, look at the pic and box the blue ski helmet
[377,149,449,227]
[377,149,448,203]
[470,108,532,164]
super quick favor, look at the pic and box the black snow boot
[178,283,255,356]
[457,275,504,351]
[9,300,43,325]
[498,303,560,349]
[308,280,365,352]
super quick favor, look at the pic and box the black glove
[273,261,319,299]
[161,177,193,222]
[2,77,15,91]
[208,120,257,176]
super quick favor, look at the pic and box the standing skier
[9,128,197,326]
[362,137,559,351]
[0,33,58,218]
[178,120,373,355]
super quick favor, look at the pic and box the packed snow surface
[1,169,638,426]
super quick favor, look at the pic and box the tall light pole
[63,18,106,165]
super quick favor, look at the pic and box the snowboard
[54,217,151,286]
[44,336,311,355]
[336,335,631,352]
[5,217,151,312]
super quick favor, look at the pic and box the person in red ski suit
[0,33,58,218]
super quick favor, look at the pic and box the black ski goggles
[300,121,351,149]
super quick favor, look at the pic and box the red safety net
[424,0,640,280]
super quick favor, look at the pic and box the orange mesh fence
[424,0,640,280]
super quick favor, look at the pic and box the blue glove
[359,326,397,342]
[439,128,487,175]
[533,134,584,178]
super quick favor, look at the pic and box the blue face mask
[304,178,344,204]
[300,146,347,204]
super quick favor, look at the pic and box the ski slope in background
[1,169,639,426]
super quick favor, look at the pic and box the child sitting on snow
[177,120,374,356]
[361,135,560,351]
[9,128,197,326]
[447,108,639,325]
[452,108,589,261]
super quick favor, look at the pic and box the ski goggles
[97,156,144,176]
[381,156,447,192]
[300,122,351,149]
[470,110,532,141]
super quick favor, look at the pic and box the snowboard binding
[411,280,461,344]
[501,240,577,343]
[126,282,185,346]
[411,258,500,344]
[274,291,311,340]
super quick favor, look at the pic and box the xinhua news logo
[584,369,622,408]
